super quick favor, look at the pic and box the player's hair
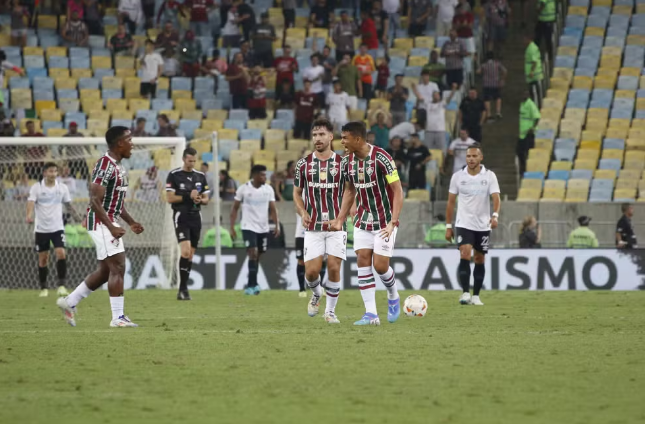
[43,162,58,172]
[183,147,197,158]
[341,121,367,140]
[25,120,34,126]
[621,203,632,213]
[311,117,334,133]
[468,142,483,153]
[105,126,129,147]
[251,164,267,175]
[136,117,146,124]
[145,39,154,46]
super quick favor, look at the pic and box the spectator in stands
[426,214,448,246]
[332,11,358,62]
[375,57,389,99]
[182,0,214,36]
[517,90,540,176]
[303,53,326,106]
[485,0,510,55]
[524,33,543,107]
[203,224,234,248]
[369,110,391,148]
[434,0,457,37]
[132,117,150,137]
[281,161,296,201]
[282,0,296,29]
[441,29,468,88]
[386,137,408,178]
[200,164,213,199]
[408,0,432,37]
[445,128,476,174]
[220,170,237,201]
[412,70,440,128]
[274,45,298,100]
[220,1,241,47]
[57,166,78,199]
[425,83,458,151]
[327,78,351,133]
[0,110,15,135]
[67,0,84,20]
[459,88,486,142]
[248,66,267,119]
[155,21,180,54]
[371,1,389,46]
[535,0,555,60]
[319,45,336,94]
[109,24,135,56]
[233,0,256,42]
[84,0,103,36]
[275,80,296,109]
[252,13,277,68]
[118,0,144,35]
[23,120,43,137]
[140,39,164,99]
[294,80,318,140]
[309,0,333,28]
[163,48,180,77]
[366,131,376,145]
[617,203,638,249]
[141,0,156,29]
[63,122,82,137]
[156,114,178,136]
[353,44,376,101]
[10,0,30,47]
[157,0,184,29]
[133,166,161,202]
[389,120,423,141]
[382,0,400,37]
[14,174,30,201]
[387,74,409,126]
[478,51,507,121]
[179,30,203,78]
[226,52,250,109]
[201,48,226,92]
[334,53,362,109]
[567,216,599,249]
[453,0,475,56]
[239,40,255,67]
[423,50,446,91]
[407,133,431,189]
[360,9,378,50]
[519,215,541,248]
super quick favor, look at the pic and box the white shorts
[304,231,347,262]
[353,227,398,257]
[347,95,358,110]
[89,222,125,260]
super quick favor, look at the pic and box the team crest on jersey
[329,163,338,177]
[366,167,374,176]
[481,180,488,186]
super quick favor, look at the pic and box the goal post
[0,136,185,290]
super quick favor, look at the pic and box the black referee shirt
[165,168,210,214]
[616,215,638,249]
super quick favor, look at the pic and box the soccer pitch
[0,290,643,424]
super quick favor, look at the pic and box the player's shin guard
[248,259,258,287]
[458,259,471,293]
[56,259,67,287]
[38,266,48,290]
[306,275,322,296]
[297,263,305,291]
[325,281,340,313]
[179,257,192,291]
[379,267,398,300]
[358,267,377,315]
[473,263,485,296]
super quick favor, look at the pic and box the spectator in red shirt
[375,56,389,98]
[360,9,378,50]
[273,45,298,101]
[453,0,476,56]
[66,0,84,20]
[183,0,214,37]
[248,66,267,119]
[157,0,184,29]
[294,80,318,140]
[226,52,250,109]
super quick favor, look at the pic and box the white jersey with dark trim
[448,165,500,231]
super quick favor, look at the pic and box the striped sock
[379,267,399,301]
[358,266,377,315]
[306,275,322,297]
[325,281,340,313]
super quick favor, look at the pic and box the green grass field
[1,290,644,424]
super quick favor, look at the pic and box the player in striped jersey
[293,117,349,324]
[57,127,145,328]
[328,121,404,326]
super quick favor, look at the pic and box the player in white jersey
[327,78,350,133]
[26,162,81,297]
[445,144,501,306]
[230,165,280,295]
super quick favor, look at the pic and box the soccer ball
[404,295,428,317]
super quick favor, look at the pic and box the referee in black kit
[166,148,210,300]
[616,203,638,249]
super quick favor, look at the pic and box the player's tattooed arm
[89,183,126,239]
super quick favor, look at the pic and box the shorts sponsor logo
[457,235,462,243]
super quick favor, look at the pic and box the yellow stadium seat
[253,150,276,162]
[46,46,67,59]
[47,128,67,138]
[157,77,169,90]
[228,169,249,183]
[553,67,574,83]
[516,187,541,201]
[614,90,636,100]
[40,109,62,122]
[615,188,637,200]
[408,56,427,67]
[550,161,573,171]
[106,98,127,112]
[616,178,638,190]
[537,118,559,131]
[626,139,645,151]
[594,169,617,180]
[264,138,286,151]
[580,140,601,151]
[175,98,196,111]
[388,48,408,58]
[594,75,616,89]
[549,78,569,91]
[393,38,414,50]
[544,180,566,190]
[605,127,628,139]
[285,27,306,39]
[265,129,286,142]
[218,129,239,140]
[172,90,193,100]
[287,139,309,152]
[613,5,633,15]
[240,139,261,151]
[49,68,70,79]
[521,178,543,190]
[601,149,624,164]
[229,150,252,165]
[415,36,434,49]
[577,148,600,160]
[597,68,618,78]
[406,189,429,201]
[111,110,133,120]
[87,118,108,133]
[526,158,548,174]
[115,56,134,69]
[23,46,44,56]
[541,187,566,201]
[159,109,179,122]
[528,149,550,161]
[568,6,588,15]
[70,68,92,79]
[629,127,645,138]
[102,76,123,90]
[557,46,578,57]
[624,159,645,171]
[564,108,586,122]
[206,109,228,121]
[55,77,77,90]
[91,56,112,69]
[535,139,553,151]
[572,75,593,90]
[619,169,641,180]
[128,98,150,111]
[193,129,213,140]
[38,14,58,30]
[542,97,564,111]
[89,110,111,121]
[247,120,269,132]
[11,88,32,109]
[632,119,645,128]
[35,100,56,118]
[201,119,223,131]
[585,27,605,37]
[181,110,202,121]
[574,159,597,170]
[116,68,137,78]
[566,188,589,201]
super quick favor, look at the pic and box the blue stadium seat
[592,89,613,101]
[79,77,100,89]
[275,109,294,123]
[26,68,47,83]
[240,128,262,140]
[271,119,292,130]
[554,148,575,161]
[38,35,60,49]
[93,68,114,79]
[535,129,555,140]
[89,35,106,49]
[582,36,603,48]
[548,170,570,181]
[180,119,202,139]
[155,89,169,99]
[64,112,87,128]
[70,57,90,69]
[570,0,589,6]
[566,15,586,29]
[523,171,545,180]
[629,26,645,36]
[577,55,598,70]
[588,188,612,202]
[171,77,192,92]
[609,14,630,27]
[111,119,132,128]
[574,68,595,77]
[69,47,90,58]
[586,15,608,28]
[215,92,232,109]
[404,66,422,77]
[201,98,223,111]
[152,98,173,110]
[201,152,214,163]
[590,6,611,17]
[410,48,430,57]
[136,110,158,122]
[591,179,614,190]
[194,77,214,93]
[34,90,54,101]
[590,99,611,109]
[102,89,122,101]
[48,56,69,69]
[637,89,645,98]
[555,56,576,68]
[580,45,600,58]
[606,28,628,39]
[229,109,249,121]
[218,140,240,161]
[9,77,30,89]
[555,138,577,150]
[598,159,622,170]
[603,138,625,150]
[195,92,216,108]
[610,109,633,120]
[91,48,111,57]
[571,169,593,180]
[33,77,53,91]
[224,119,246,131]
[618,76,639,91]
[389,56,406,72]
[43,122,63,134]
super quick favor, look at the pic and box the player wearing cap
[445,143,500,306]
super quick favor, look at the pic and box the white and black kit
[28,181,71,252]
[234,181,275,252]
[165,168,210,247]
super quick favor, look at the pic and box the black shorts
[295,237,304,260]
[483,87,501,101]
[456,227,491,254]
[446,69,464,87]
[293,120,311,140]
[174,211,202,248]
[242,230,269,254]
[35,231,65,252]
[253,50,274,68]
[140,82,157,97]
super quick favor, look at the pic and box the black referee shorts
[35,231,65,252]
[456,227,491,254]
[295,237,304,260]
[174,211,202,248]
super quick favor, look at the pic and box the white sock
[110,296,124,321]
[358,266,377,315]
[379,267,399,301]
[324,281,341,313]
[306,275,322,297]
[66,282,92,308]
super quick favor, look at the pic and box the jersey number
[481,236,489,248]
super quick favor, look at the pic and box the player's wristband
[492,212,499,219]
[446,224,453,229]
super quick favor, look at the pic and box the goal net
[0,136,185,291]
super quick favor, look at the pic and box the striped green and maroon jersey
[294,152,347,231]
[345,145,400,231]
[86,154,129,230]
